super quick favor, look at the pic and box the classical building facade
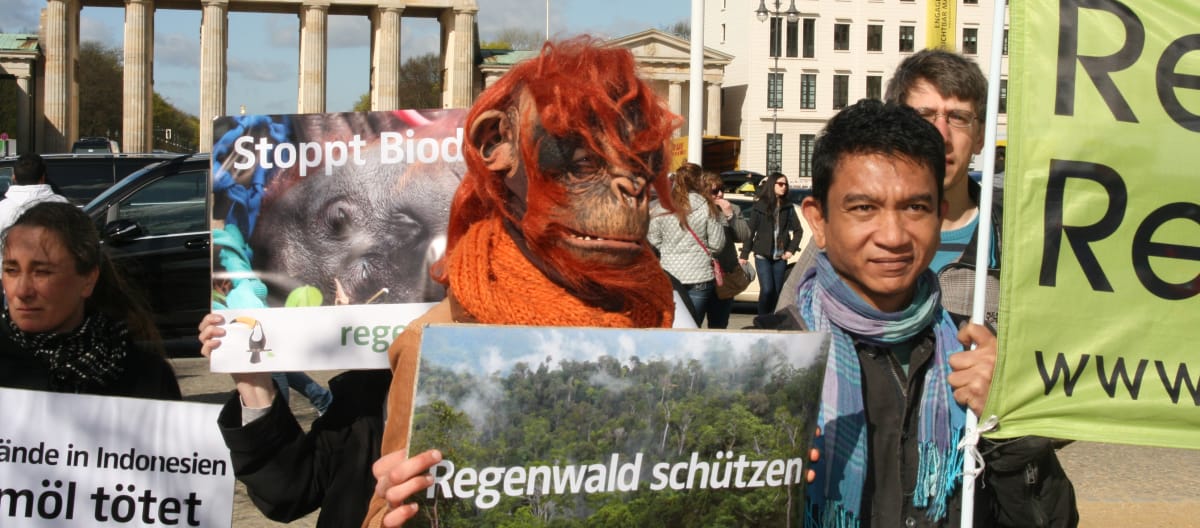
[35,0,478,153]
[0,34,41,154]
[704,0,1010,187]
[480,29,731,145]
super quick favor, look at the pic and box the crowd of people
[0,38,1079,528]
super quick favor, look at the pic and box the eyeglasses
[915,107,978,129]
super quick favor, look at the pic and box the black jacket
[218,369,390,528]
[739,199,803,261]
[0,323,181,400]
[757,307,1078,528]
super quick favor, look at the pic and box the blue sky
[5,0,691,117]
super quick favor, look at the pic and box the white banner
[0,388,233,527]
[210,302,436,372]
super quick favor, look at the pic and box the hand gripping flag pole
[960,0,1010,526]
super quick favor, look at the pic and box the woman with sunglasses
[739,172,803,316]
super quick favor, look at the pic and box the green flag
[988,0,1200,450]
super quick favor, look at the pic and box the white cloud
[79,12,121,47]
[228,57,294,83]
[154,32,199,69]
[4,0,43,33]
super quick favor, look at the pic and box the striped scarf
[800,253,965,527]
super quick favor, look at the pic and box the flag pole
[961,0,1008,526]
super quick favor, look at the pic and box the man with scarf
[361,37,692,528]
[795,99,1074,528]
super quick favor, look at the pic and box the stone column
[706,81,722,136]
[199,0,228,152]
[370,3,403,110]
[15,75,31,148]
[297,1,328,113]
[42,0,78,152]
[123,0,155,153]
[442,2,477,108]
[668,81,683,137]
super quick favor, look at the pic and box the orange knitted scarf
[447,216,675,328]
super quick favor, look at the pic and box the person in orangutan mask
[361,37,696,528]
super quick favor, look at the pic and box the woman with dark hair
[0,201,181,399]
[647,162,727,326]
[739,172,803,316]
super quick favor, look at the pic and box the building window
[770,17,782,57]
[801,74,817,109]
[963,28,979,55]
[799,134,815,177]
[964,0,978,4]
[768,73,784,109]
[767,133,782,175]
[834,23,850,51]
[833,74,849,109]
[867,25,883,52]
[803,19,816,58]
[899,26,915,52]
[1003,29,1009,55]
[999,79,1008,114]
[786,20,799,57]
[866,75,882,100]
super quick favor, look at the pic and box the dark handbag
[685,224,723,287]
[716,261,754,300]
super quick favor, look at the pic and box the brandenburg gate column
[668,81,683,138]
[706,81,722,136]
[370,2,403,110]
[297,0,328,113]
[442,1,477,108]
[42,0,80,152]
[199,0,228,152]
[123,0,154,153]
[15,74,32,149]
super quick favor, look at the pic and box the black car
[83,154,211,343]
[0,152,179,205]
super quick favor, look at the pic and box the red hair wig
[434,36,680,286]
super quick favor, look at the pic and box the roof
[0,34,39,53]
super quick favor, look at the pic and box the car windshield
[84,159,171,212]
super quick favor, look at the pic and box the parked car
[83,153,211,342]
[72,137,121,154]
[0,152,179,205]
[725,186,812,305]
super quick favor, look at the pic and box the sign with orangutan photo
[403,325,830,526]
[208,110,466,373]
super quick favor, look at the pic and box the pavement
[171,309,1200,527]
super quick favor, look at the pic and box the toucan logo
[233,316,271,363]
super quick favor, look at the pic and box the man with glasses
[776,49,999,321]
[884,49,998,276]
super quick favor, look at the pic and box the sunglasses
[710,188,722,196]
[775,181,788,187]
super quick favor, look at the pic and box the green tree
[661,20,691,40]
[353,92,371,112]
[481,27,544,50]
[76,40,199,152]
[350,52,442,112]
[78,41,124,141]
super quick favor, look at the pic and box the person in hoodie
[0,154,69,245]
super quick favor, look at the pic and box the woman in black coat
[738,172,803,316]
[0,202,180,400]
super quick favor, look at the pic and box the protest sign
[209,109,466,372]
[988,0,1200,449]
[404,325,829,525]
[0,388,232,527]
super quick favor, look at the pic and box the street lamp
[757,0,799,174]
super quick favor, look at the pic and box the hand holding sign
[372,449,443,528]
